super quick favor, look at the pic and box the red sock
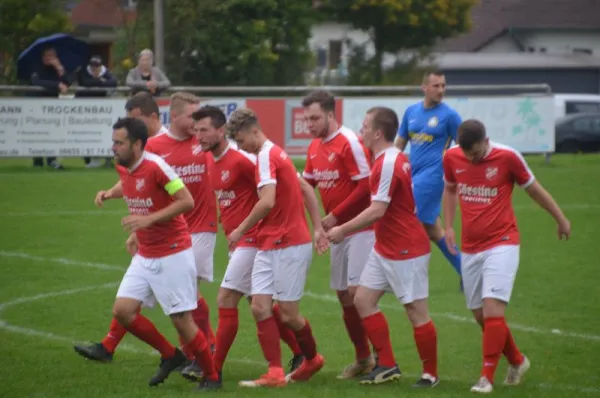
[413,321,438,378]
[482,317,507,383]
[101,317,127,353]
[342,305,371,361]
[179,335,194,360]
[208,326,216,347]
[257,316,282,368]
[192,298,215,346]
[503,323,524,366]
[293,319,318,360]
[184,330,218,381]
[214,308,239,372]
[362,312,396,368]
[272,304,302,356]
[124,314,176,358]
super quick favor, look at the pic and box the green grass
[0,154,599,397]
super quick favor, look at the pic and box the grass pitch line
[1,283,599,395]
[2,250,600,344]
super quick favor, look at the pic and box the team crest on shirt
[427,116,439,128]
[192,144,202,155]
[221,170,230,182]
[328,152,336,162]
[136,178,145,191]
[486,167,498,180]
[402,161,411,174]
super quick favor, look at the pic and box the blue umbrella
[17,33,90,81]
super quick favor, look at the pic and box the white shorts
[116,248,198,315]
[220,246,258,296]
[330,230,375,291]
[358,249,430,305]
[251,243,313,301]
[462,245,520,310]
[191,232,217,282]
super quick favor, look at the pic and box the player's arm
[524,181,569,224]
[395,110,410,151]
[299,174,324,229]
[235,184,275,236]
[338,201,388,237]
[447,110,462,145]
[302,148,318,188]
[147,184,194,225]
[95,180,123,207]
[441,155,460,253]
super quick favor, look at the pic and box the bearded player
[99,117,220,390]
[442,119,570,393]
[395,71,462,287]
[328,107,439,388]
[227,108,328,388]
[74,93,218,370]
[302,91,375,379]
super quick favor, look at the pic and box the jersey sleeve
[256,148,277,189]
[371,155,397,203]
[153,156,185,195]
[507,150,535,188]
[342,138,371,180]
[398,108,410,140]
[442,152,456,185]
[447,110,462,143]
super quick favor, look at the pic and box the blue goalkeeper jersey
[398,102,461,186]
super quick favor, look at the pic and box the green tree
[0,0,72,83]
[323,0,477,83]
[119,0,318,86]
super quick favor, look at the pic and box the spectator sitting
[30,47,72,169]
[77,55,118,168]
[125,49,170,96]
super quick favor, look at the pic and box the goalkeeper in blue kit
[395,71,462,286]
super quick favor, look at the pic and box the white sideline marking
[1,203,599,217]
[2,250,600,343]
[0,284,598,394]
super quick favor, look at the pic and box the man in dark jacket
[30,47,71,169]
[77,56,118,167]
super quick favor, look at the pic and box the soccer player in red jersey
[442,119,571,393]
[328,107,439,388]
[192,106,305,380]
[103,117,220,390]
[226,108,328,388]
[74,93,218,377]
[124,92,169,137]
[301,91,376,378]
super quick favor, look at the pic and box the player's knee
[277,303,301,329]
[336,289,353,306]
[482,297,507,318]
[217,288,241,308]
[404,299,430,327]
[352,288,374,318]
[250,297,271,321]
[112,303,136,326]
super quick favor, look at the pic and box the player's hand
[321,214,337,232]
[314,228,330,255]
[122,215,153,233]
[327,226,345,244]
[125,233,138,256]
[444,228,458,256]
[227,228,242,251]
[94,190,109,207]
[557,218,571,240]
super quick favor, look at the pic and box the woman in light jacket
[126,49,171,96]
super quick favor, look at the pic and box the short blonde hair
[226,108,259,138]
[170,92,200,115]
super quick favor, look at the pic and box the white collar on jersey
[213,142,232,162]
[166,128,191,142]
[322,125,343,143]
[374,145,398,160]
[482,141,494,159]
[155,125,168,136]
[259,139,274,153]
[128,152,146,173]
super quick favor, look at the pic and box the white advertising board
[0,98,126,157]
[342,96,555,153]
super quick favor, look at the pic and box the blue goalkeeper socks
[436,238,461,276]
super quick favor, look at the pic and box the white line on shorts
[0,283,598,394]
[2,250,599,343]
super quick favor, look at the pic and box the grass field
[0,154,599,397]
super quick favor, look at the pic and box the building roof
[70,0,136,28]
[422,52,600,70]
[438,0,600,52]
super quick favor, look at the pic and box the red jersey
[145,131,217,234]
[370,147,430,260]
[207,144,259,247]
[303,125,372,229]
[443,142,535,253]
[117,152,192,258]
[256,140,311,250]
